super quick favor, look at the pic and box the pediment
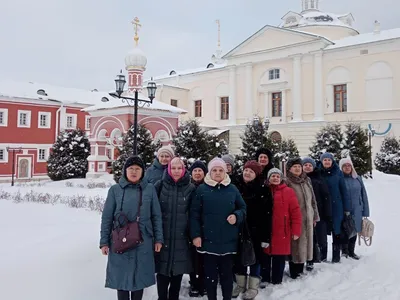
[223,25,331,58]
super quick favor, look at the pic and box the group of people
[99,144,370,300]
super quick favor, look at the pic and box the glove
[261,242,270,248]
[344,211,350,216]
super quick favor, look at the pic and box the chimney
[374,20,380,34]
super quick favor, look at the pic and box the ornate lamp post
[368,129,376,178]
[264,117,270,131]
[6,147,22,186]
[101,74,157,156]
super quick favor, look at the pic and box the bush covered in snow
[343,123,370,177]
[375,136,400,175]
[309,123,345,162]
[112,123,161,183]
[47,129,90,181]
[172,119,228,167]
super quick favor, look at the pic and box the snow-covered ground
[0,172,397,300]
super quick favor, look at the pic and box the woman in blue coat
[100,156,164,300]
[319,152,351,263]
[190,157,246,300]
[339,157,370,260]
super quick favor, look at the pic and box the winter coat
[100,175,163,291]
[319,162,351,235]
[343,175,370,233]
[235,176,273,261]
[286,172,320,263]
[145,158,167,184]
[306,170,332,221]
[190,173,247,255]
[154,171,196,276]
[264,183,302,256]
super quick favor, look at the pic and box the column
[292,55,302,121]
[313,52,324,120]
[245,63,253,117]
[229,66,237,124]
[281,89,287,123]
[263,92,270,118]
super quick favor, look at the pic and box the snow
[299,11,353,29]
[326,28,400,50]
[0,171,398,299]
[0,80,108,106]
[82,91,187,114]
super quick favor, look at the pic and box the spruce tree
[309,123,345,162]
[343,123,370,177]
[47,129,90,181]
[112,124,161,183]
[172,119,228,166]
[274,138,300,167]
[374,136,400,175]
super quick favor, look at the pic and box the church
[144,0,400,156]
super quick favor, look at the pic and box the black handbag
[341,214,357,240]
[239,221,256,267]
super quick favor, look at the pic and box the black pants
[203,254,234,300]
[342,235,357,254]
[289,262,304,279]
[117,290,143,300]
[260,253,286,284]
[315,220,328,259]
[189,246,205,293]
[156,273,183,300]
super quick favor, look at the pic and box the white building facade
[145,0,400,156]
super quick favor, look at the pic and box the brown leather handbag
[112,187,144,254]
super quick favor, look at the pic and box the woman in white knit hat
[145,145,175,184]
[190,157,246,300]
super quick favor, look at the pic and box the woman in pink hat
[190,157,246,300]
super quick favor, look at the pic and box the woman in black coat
[302,157,332,264]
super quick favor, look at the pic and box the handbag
[341,214,357,240]
[239,220,256,267]
[111,187,144,254]
[358,217,374,246]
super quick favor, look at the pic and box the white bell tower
[302,0,319,12]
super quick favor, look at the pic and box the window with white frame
[0,149,5,161]
[66,114,77,129]
[98,162,106,172]
[85,115,91,130]
[38,112,51,128]
[18,110,31,127]
[268,69,280,80]
[0,109,8,126]
[38,148,47,161]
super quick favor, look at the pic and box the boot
[332,244,341,263]
[349,239,360,260]
[242,276,260,300]
[341,243,349,258]
[232,274,246,298]
[320,246,328,262]
[306,261,314,271]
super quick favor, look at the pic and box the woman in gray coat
[100,156,164,300]
[339,158,370,260]
[154,157,196,300]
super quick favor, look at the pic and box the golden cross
[215,19,220,47]
[131,17,141,46]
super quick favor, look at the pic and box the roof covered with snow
[82,91,187,114]
[0,81,107,106]
[326,27,400,50]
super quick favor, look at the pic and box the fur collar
[204,173,231,187]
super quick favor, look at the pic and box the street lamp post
[264,117,270,132]
[101,73,157,156]
[6,147,22,186]
[368,129,375,178]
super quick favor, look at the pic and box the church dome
[124,47,147,70]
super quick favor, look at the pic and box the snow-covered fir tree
[343,123,370,177]
[47,129,90,181]
[273,138,300,167]
[309,123,345,162]
[172,119,228,167]
[112,124,161,183]
[374,136,400,175]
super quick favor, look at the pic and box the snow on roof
[299,11,354,29]
[147,61,227,81]
[82,91,187,114]
[326,27,400,50]
[0,80,107,106]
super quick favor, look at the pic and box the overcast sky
[1,0,398,91]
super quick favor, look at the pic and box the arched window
[169,70,176,75]
[270,131,282,143]
[37,89,47,96]
[97,129,108,141]
[207,63,214,68]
